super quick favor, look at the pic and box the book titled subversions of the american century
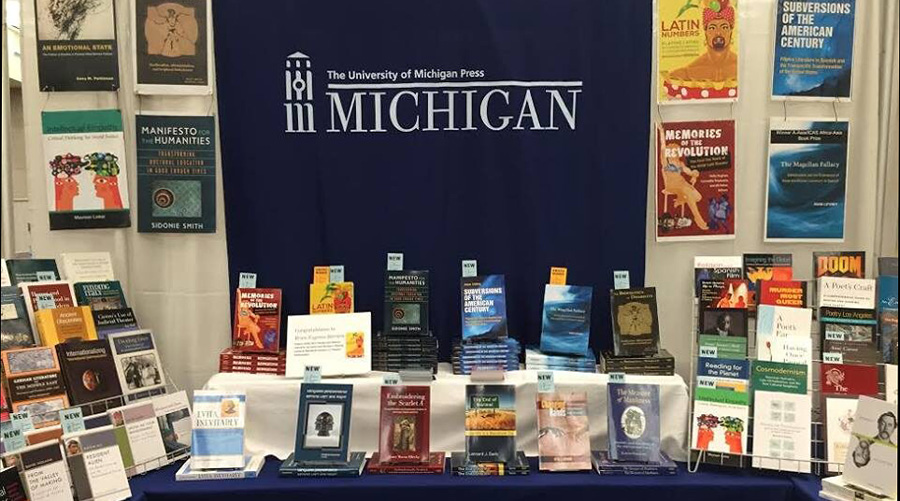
[191,390,246,469]
[378,385,430,464]
[384,271,429,335]
[461,275,508,341]
[610,287,660,357]
[232,288,282,353]
[607,383,661,463]
[465,385,516,464]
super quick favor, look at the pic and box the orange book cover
[232,288,282,353]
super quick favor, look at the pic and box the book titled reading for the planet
[191,390,246,470]
[384,271,429,335]
[536,391,591,471]
[540,284,592,356]
[610,288,660,357]
[232,288,282,353]
[607,383,661,463]
[378,385,430,464]
[465,385,516,464]
[461,275,508,341]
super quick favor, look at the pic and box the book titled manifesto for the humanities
[610,288,660,357]
[465,385,516,464]
[607,383,661,463]
[136,115,217,233]
[461,275,508,341]
[191,390,246,469]
[384,271,429,335]
[378,385,430,464]
[232,288,282,353]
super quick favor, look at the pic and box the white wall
[646,0,896,378]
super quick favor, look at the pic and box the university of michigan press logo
[285,51,315,133]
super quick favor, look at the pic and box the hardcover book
[1,286,36,349]
[152,391,192,461]
[461,275,508,341]
[0,441,74,501]
[20,281,76,333]
[62,426,131,501]
[879,275,898,364]
[295,383,353,464]
[4,259,60,285]
[814,251,866,279]
[465,384,516,464]
[92,308,139,338]
[107,330,166,402]
[820,364,879,397]
[540,284,592,356]
[610,287,659,356]
[383,270,429,335]
[108,401,167,476]
[592,450,677,476]
[191,390,245,469]
[378,385,430,464]
[74,281,128,311]
[842,396,897,498]
[759,280,808,308]
[607,383,660,463]
[751,361,811,473]
[285,312,371,377]
[60,252,115,283]
[536,391,591,471]
[232,288,282,353]
[1,346,68,428]
[820,307,880,365]
[0,465,26,501]
[823,397,862,475]
[755,305,813,364]
[309,282,354,314]
[35,306,98,346]
[692,255,743,297]
[698,307,748,359]
[133,0,212,94]
[450,451,529,476]
[818,277,877,309]
[56,339,123,409]
[743,253,793,308]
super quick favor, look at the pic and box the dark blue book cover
[1,286,36,349]
[5,259,60,285]
[539,285,592,356]
[879,275,898,363]
[607,383,660,463]
[465,384,516,463]
[295,383,353,464]
[461,275,508,341]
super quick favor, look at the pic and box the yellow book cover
[658,0,738,103]
[309,282,354,314]
[35,306,98,346]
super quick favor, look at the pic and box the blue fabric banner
[213,0,651,358]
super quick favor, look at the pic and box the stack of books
[525,348,596,373]
[592,451,677,475]
[450,451,529,476]
[218,348,286,375]
[599,349,675,376]
[372,334,439,373]
[451,338,520,374]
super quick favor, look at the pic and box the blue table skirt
[129,457,823,501]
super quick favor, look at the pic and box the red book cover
[759,280,808,308]
[232,288,282,353]
[379,385,430,464]
[655,120,736,241]
[704,279,751,309]
[820,363,879,396]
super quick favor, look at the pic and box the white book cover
[285,311,371,377]
[843,396,898,498]
[60,252,115,283]
[691,398,749,455]
[825,397,859,474]
[755,305,813,381]
[1,441,74,501]
[152,391,192,462]
[107,330,166,401]
[176,455,264,481]
[108,401,166,474]
[885,365,897,406]
[821,476,889,501]
[1,259,10,286]
[191,390,246,469]
[818,277,877,309]
[752,390,812,473]
[693,256,743,269]
[62,425,131,501]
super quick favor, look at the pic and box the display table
[204,364,691,460]
[128,456,825,501]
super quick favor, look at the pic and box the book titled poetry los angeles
[232,288,282,353]
[536,391,591,471]
[384,270,429,335]
[191,390,246,469]
[607,383,661,463]
[610,287,660,357]
[540,284,592,356]
[378,385,430,464]
[461,275,508,341]
[465,385,516,464]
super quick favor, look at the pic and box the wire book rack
[685,300,889,475]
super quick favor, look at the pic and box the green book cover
[74,281,128,311]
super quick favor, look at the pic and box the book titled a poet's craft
[465,385,516,464]
[461,275,508,341]
[309,282,354,314]
[610,287,660,357]
[232,288,282,353]
[536,391,591,471]
[540,284,592,356]
[607,383,661,463]
[378,385,430,464]
[74,281,128,311]
[191,390,246,470]
[818,277,876,310]
[35,306,98,346]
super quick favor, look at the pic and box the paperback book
[743,253,793,309]
[592,450,677,476]
[607,383,660,463]
[35,306,98,346]
[751,361,811,473]
[309,282,354,314]
[0,441,73,501]
[232,288,282,353]
[133,0,212,94]
[280,452,366,478]
[696,357,750,393]
[92,308,139,338]
[461,275,508,341]
[74,281,128,311]
[108,400,167,476]
[755,305,813,364]
[698,307,748,359]
[294,383,353,464]
[814,251,866,279]
[1,286,36,349]
[536,391,591,471]
[378,385,430,464]
[692,388,749,457]
[384,270,429,335]
[56,339,124,411]
[842,396,897,498]
[820,307,880,365]
[818,277,876,309]
[4,259,60,285]
[153,391,192,461]
[107,330,166,402]
[699,278,751,310]
[759,281,808,308]
[20,281,76,333]
[540,284,592,356]
[191,390,245,469]
[0,465,26,501]
[1,346,68,428]
[176,455,265,481]
[879,275,898,364]
[450,451,529,476]
[609,287,660,356]
[692,255,743,298]
[62,426,131,501]
[465,384,516,464]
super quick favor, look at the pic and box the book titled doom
[465,385,516,464]
[383,271,429,335]
[378,385,430,464]
[232,288,282,353]
[610,288,660,357]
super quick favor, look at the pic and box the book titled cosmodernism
[56,339,124,411]
[820,307,880,365]
[607,383,660,463]
[285,312,371,377]
[1,286,36,349]
[2,346,68,428]
[461,275,508,341]
[751,361,811,473]
[108,400,167,476]
[842,396,898,498]
[465,384,516,464]
[1,440,74,501]
[232,288,282,353]
[107,330,166,402]
[377,385,430,464]
[283,383,355,475]
[540,284,592,356]
[62,426,131,501]
[610,287,659,357]
[536,391,591,471]
[384,270,429,335]
[191,390,245,470]
[74,281,128,311]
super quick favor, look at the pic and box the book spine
[177,470,256,481]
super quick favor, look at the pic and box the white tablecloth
[204,364,690,461]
